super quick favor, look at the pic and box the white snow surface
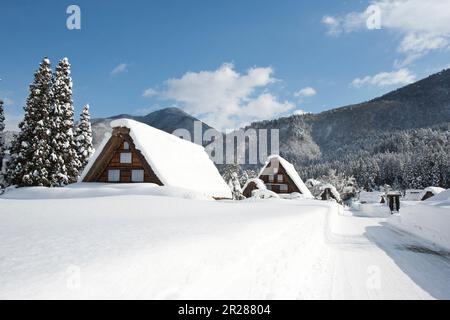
[81,119,231,199]
[388,189,450,251]
[403,189,423,201]
[258,155,313,198]
[359,191,383,204]
[1,185,450,299]
[1,183,211,201]
[248,189,279,199]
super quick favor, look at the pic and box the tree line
[0,57,94,188]
[295,126,450,191]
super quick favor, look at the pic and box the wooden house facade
[259,162,301,194]
[83,127,163,184]
[243,155,313,198]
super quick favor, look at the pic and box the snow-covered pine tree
[222,162,245,199]
[7,58,54,187]
[239,169,257,186]
[228,172,245,200]
[75,104,94,171]
[50,57,81,185]
[0,99,5,187]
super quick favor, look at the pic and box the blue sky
[1,0,449,130]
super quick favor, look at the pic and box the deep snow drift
[1,184,449,299]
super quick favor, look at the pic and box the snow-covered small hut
[256,155,313,198]
[420,187,445,201]
[81,119,231,199]
[242,178,267,198]
[318,184,341,203]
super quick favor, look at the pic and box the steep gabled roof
[421,187,445,199]
[81,119,231,199]
[258,155,313,198]
[242,178,267,192]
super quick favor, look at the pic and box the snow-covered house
[318,184,341,203]
[242,178,267,198]
[420,187,445,201]
[256,155,313,198]
[81,119,232,199]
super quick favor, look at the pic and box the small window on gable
[268,175,274,182]
[280,184,288,192]
[132,170,144,182]
[277,174,283,182]
[120,152,132,164]
[123,141,130,150]
[108,169,120,182]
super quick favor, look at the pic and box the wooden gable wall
[258,161,301,194]
[83,127,163,185]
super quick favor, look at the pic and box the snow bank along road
[0,190,449,299]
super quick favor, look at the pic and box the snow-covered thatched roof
[259,155,313,198]
[420,187,445,200]
[318,183,341,202]
[81,119,231,199]
[424,188,450,205]
[242,178,267,191]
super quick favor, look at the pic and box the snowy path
[0,190,449,299]
[327,209,450,299]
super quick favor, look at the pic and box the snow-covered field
[1,184,449,299]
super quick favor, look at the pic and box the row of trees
[0,100,5,182]
[0,57,94,188]
[222,126,450,198]
[297,127,450,191]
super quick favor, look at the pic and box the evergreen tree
[75,104,94,171]
[228,172,245,200]
[0,99,5,187]
[239,169,257,186]
[7,58,54,187]
[222,162,245,199]
[50,57,80,185]
[0,100,4,162]
[222,162,242,184]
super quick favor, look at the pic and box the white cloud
[351,68,416,88]
[111,63,128,75]
[148,63,294,130]
[321,15,342,35]
[142,88,158,97]
[322,0,450,65]
[294,87,317,100]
